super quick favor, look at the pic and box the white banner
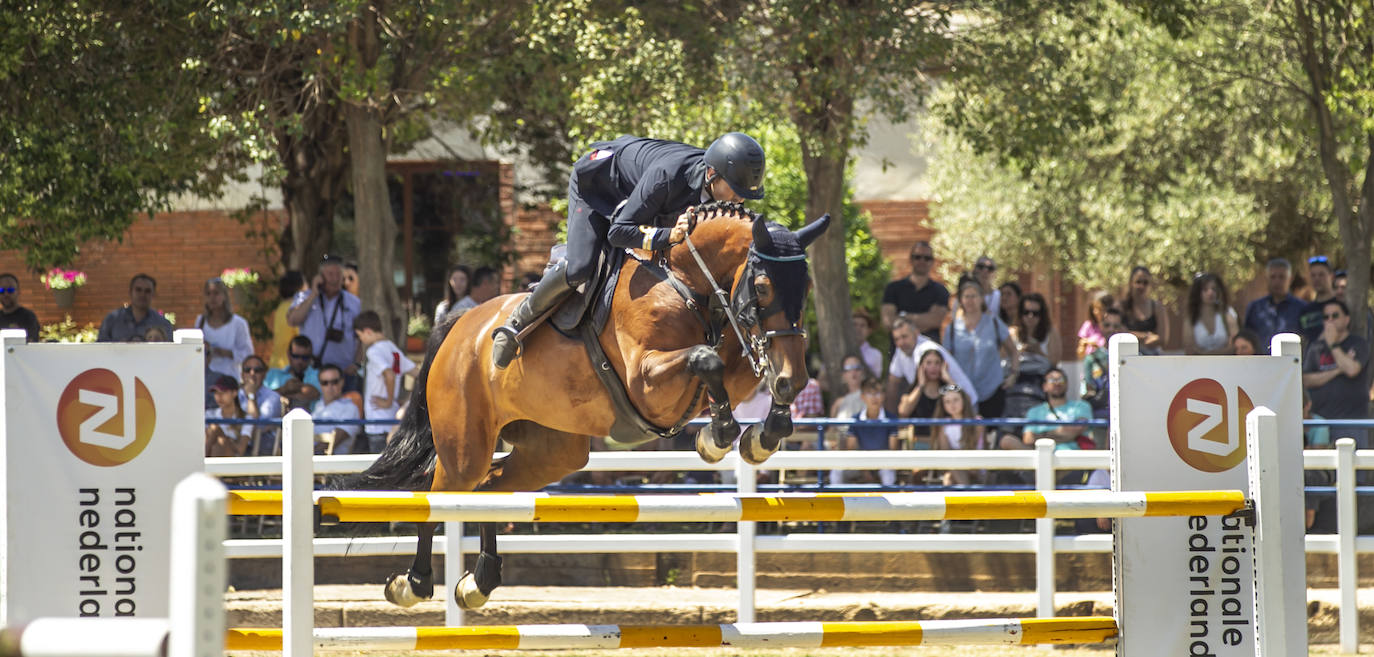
[1,330,203,624]
[1111,334,1303,657]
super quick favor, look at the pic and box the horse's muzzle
[770,376,794,402]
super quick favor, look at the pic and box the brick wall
[0,210,283,347]
[509,204,563,282]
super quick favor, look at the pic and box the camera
[325,327,344,343]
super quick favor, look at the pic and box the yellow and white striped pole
[236,490,1247,524]
[227,617,1118,651]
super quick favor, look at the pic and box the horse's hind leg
[454,523,501,609]
[453,423,591,609]
[384,521,437,607]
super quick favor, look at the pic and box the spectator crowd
[0,252,519,460]
[1,237,1366,523]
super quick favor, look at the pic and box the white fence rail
[207,441,1371,642]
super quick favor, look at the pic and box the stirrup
[491,325,524,358]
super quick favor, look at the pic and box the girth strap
[578,320,704,443]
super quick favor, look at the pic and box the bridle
[683,235,807,378]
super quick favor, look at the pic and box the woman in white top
[1183,273,1238,355]
[196,277,255,381]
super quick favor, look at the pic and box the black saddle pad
[551,247,624,337]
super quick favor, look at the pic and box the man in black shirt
[880,241,949,343]
[0,273,40,342]
[1303,298,1370,454]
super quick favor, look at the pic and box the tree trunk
[345,6,404,343]
[276,108,349,274]
[1291,3,1372,339]
[346,103,404,343]
[1345,139,1373,340]
[798,130,858,400]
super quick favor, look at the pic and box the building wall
[0,210,283,346]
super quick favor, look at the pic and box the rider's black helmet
[704,132,766,200]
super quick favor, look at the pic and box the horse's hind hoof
[738,425,778,465]
[695,423,734,464]
[456,572,490,609]
[384,572,429,608]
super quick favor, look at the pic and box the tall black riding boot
[491,261,575,369]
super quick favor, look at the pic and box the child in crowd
[205,375,250,457]
[354,310,417,453]
[934,384,986,486]
[830,377,896,487]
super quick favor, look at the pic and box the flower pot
[53,287,75,309]
[406,335,426,353]
[228,285,250,311]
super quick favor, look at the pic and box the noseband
[683,236,807,377]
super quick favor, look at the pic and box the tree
[929,1,1372,335]
[197,0,524,339]
[0,3,231,270]
[720,1,954,395]
[467,2,893,389]
[195,4,354,274]
[928,3,1331,295]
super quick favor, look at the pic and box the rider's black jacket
[570,135,708,253]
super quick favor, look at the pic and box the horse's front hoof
[738,425,777,465]
[384,572,428,608]
[695,423,734,464]
[456,572,490,609]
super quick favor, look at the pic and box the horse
[346,202,830,610]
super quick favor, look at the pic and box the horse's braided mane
[690,201,762,225]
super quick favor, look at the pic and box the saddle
[540,246,711,446]
[550,245,621,338]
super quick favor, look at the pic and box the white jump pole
[1246,406,1307,656]
[445,521,463,627]
[168,473,227,657]
[735,454,755,623]
[1336,437,1357,653]
[1034,438,1055,618]
[282,410,315,657]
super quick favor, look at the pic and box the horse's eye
[756,282,771,297]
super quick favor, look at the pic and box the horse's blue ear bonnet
[751,217,827,326]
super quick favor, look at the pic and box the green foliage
[407,312,432,338]
[927,2,1343,298]
[0,3,233,271]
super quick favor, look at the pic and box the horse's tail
[333,314,459,492]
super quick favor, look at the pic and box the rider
[491,132,767,368]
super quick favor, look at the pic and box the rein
[682,235,807,378]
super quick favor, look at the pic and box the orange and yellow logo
[1166,378,1252,473]
[56,368,156,467]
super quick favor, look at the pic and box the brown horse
[346,202,829,610]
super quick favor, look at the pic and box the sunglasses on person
[975,263,996,271]
[940,384,962,394]
[1021,308,1042,317]
[0,287,15,294]
[319,377,342,386]
[242,365,267,374]
[1309,255,1330,265]
[910,253,934,261]
[289,353,312,361]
